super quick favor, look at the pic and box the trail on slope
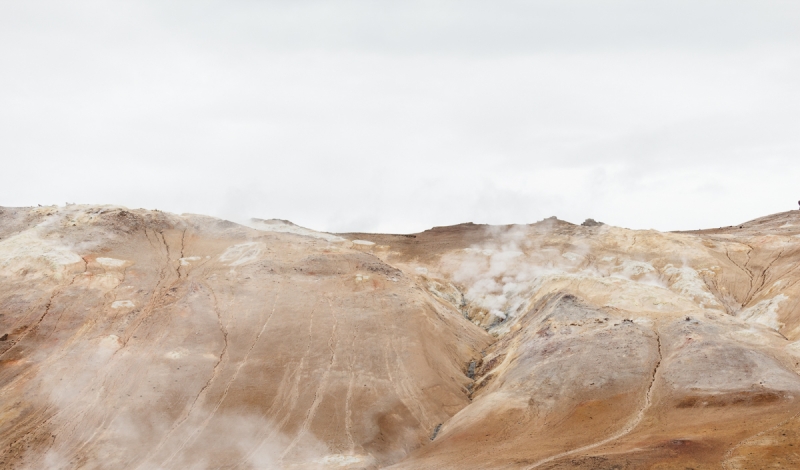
[524,327,663,470]
[134,281,231,469]
[721,408,800,470]
[160,293,281,468]
[279,297,339,462]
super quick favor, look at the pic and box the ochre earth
[2,206,800,469]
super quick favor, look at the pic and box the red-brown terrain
[2,205,800,469]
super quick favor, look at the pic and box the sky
[1,0,799,233]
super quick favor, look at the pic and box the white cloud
[1,1,799,233]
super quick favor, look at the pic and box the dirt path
[524,327,663,469]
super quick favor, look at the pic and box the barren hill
[2,205,800,469]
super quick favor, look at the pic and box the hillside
[2,206,800,469]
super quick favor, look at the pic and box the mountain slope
[2,206,800,469]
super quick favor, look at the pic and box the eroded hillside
[2,206,800,469]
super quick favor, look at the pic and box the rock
[582,218,604,226]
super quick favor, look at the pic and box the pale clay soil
[2,205,800,469]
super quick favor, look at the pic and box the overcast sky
[1,1,799,233]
